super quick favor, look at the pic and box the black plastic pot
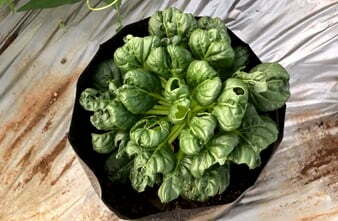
[68,18,285,220]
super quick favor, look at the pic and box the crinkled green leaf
[90,100,137,131]
[249,63,290,111]
[130,117,170,148]
[114,131,129,159]
[160,155,231,202]
[182,165,230,202]
[79,88,114,112]
[197,16,224,31]
[90,109,114,131]
[113,48,138,73]
[108,80,119,93]
[148,7,197,43]
[145,146,176,177]
[197,16,231,43]
[105,151,133,183]
[123,69,161,92]
[130,146,175,192]
[232,46,250,71]
[91,130,117,154]
[179,129,203,155]
[125,140,141,157]
[161,35,183,46]
[162,8,197,39]
[164,77,189,102]
[194,77,222,106]
[229,104,278,169]
[92,59,121,90]
[114,35,161,73]
[105,100,138,130]
[228,143,261,169]
[239,104,278,153]
[190,150,214,179]
[189,28,234,69]
[145,47,171,78]
[186,60,218,88]
[168,97,191,124]
[190,134,239,177]
[18,0,80,11]
[189,112,217,144]
[167,45,193,77]
[158,157,193,203]
[158,172,182,203]
[148,11,165,38]
[117,85,156,114]
[212,78,248,131]
[128,35,161,64]
[130,152,155,191]
[208,134,239,165]
[234,70,268,93]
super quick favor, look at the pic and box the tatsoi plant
[79,8,290,203]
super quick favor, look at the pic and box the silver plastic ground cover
[0,0,337,220]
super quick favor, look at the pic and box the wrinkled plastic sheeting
[0,0,338,220]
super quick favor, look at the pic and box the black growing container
[68,18,286,220]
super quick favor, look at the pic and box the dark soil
[68,18,285,219]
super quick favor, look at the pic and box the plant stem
[192,105,205,113]
[152,104,170,111]
[86,0,120,11]
[168,123,186,144]
[147,92,167,102]
[144,110,169,115]
[160,77,168,88]
[158,100,170,106]
[176,149,185,161]
[144,104,170,115]
[139,88,168,103]
[191,102,216,113]
[190,99,198,109]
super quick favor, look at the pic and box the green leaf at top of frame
[104,0,122,7]
[0,0,12,8]
[18,0,81,11]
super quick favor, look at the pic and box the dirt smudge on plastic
[0,75,74,164]
[16,145,36,168]
[300,207,338,221]
[23,135,68,185]
[50,156,76,186]
[42,120,53,133]
[294,114,338,191]
[287,110,320,124]
[0,31,18,55]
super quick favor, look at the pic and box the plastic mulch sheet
[1,0,337,220]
